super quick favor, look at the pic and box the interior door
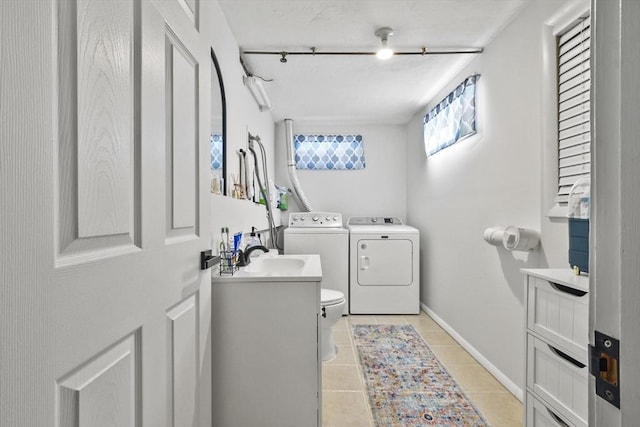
[1,1,212,426]
[591,0,640,425]
[357,239,413,286]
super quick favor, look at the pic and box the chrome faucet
[237,245,269,266]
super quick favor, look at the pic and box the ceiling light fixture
[375,27,394,60]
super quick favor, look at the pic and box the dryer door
[356,239,413,286]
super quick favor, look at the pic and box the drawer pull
[548,344,586,369]
[547,408,570,427]
[549,281,587,297]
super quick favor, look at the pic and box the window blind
[556,18,590,204]
[210,134,223,170]
[423,75,478,157]
[294,134,365,170]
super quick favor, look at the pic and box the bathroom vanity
[211,255,322,427]
[521,269,589,427]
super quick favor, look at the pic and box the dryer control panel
[347,217,404,225]
[288,212,343,228]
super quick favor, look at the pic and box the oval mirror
[210,47,227,195]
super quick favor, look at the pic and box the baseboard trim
[421,302,523,402]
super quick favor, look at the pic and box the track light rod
[242,47,484,57]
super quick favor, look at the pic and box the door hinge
[589,331,620,408]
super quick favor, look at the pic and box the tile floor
[322,311,523,427]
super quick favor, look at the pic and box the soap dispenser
[246,227,261,249]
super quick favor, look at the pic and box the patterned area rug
[352,324,489,427]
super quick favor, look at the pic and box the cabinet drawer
[526,392,580,427]
[527,276,588,358]
[527,335,588,427]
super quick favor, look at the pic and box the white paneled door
[591,0,640,425]
[1,1,212,426]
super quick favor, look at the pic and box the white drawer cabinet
[527,275,589,358]
[522,269,589,427]
[526,392,578,427]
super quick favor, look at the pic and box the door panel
[591,0,640,425]
[176,0,198,28]
[167,294,199,427]
[0,0,211,426]
[76,0,134,239]
[58,333,139,427]
[357,239,413,286]
[166,26,199,235]
[56,0,141,266]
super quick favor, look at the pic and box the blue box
[568,218,589,273]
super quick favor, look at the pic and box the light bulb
[376,38,393,60]
[375,27,394,60]
[376,46,394,60]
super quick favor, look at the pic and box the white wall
[205,1,278,245]
[273,121,407,222]
[406,0,570,396]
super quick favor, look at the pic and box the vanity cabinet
[521,269,589,427]
[210,277,321,427]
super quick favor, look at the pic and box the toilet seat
[321,288,345,307]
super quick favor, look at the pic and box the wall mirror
[210,47,227,195]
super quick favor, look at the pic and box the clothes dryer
[347,217,420,314]
[284,212,349,315]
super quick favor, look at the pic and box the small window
[210,133,223,170]
[294,134,365,170]
[423,75,478,157]
[556,17,590,204]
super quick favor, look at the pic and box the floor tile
[324,344,356,366]
[323,364,363,391]
[405,314,443,331]
[322,391,373,427]
[332,327,352,345]
[446,364,506,393]
[322,311,522,427]
[430,345,478,366]
[417,329,458,346]
[374,315,408,324]
[467,392,523,427]
[348,315,377,325]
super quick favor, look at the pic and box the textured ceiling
[219,0,531,124]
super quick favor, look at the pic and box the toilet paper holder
[483,226,539,251]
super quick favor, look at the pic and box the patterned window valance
[210,134,223,170]
[294,134,366,170]
[423,75,478,157]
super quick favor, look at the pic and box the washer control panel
[347,216,404,225]
[288,212,343,228]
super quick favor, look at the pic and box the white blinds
[556,18,591,204]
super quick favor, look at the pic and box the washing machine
[284,212,349,315]
[347,217,420,314]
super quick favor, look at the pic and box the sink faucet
[237,245,269,266]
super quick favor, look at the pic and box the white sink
[212,254,323,282]
[242,256,305,275]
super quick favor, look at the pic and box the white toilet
[320,288,346,361]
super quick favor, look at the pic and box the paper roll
[502,226,539,251]
[483,227,506,246]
